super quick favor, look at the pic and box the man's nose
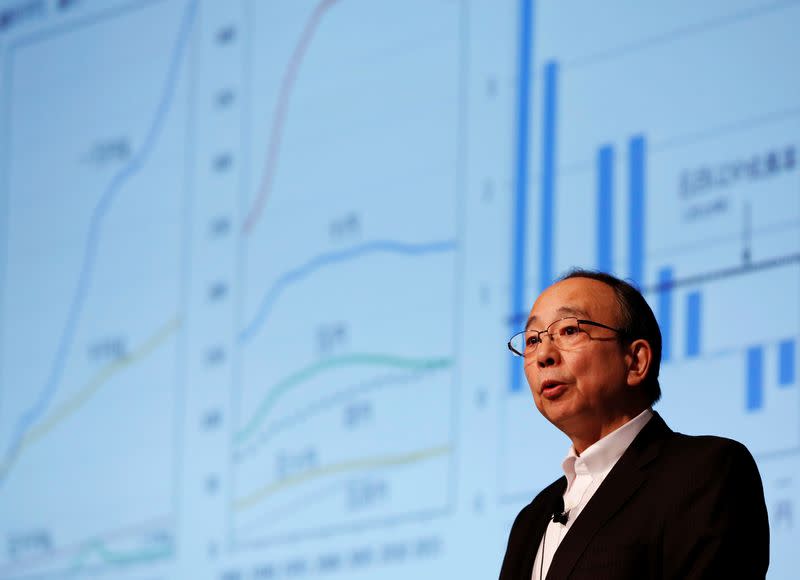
[536,333,560,367]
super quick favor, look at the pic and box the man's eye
[560,325,580,336]
[526,335,541,346]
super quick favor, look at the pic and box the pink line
[242,0,342,234]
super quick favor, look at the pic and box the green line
[235,353,452,445]
[69,539,172,573]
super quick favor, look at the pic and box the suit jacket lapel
[545,413,672,579]
[518,478,568,579]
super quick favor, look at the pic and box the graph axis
[232,505,451,548]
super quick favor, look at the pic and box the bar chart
[500,2,800,525]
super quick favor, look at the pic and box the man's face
[523,277,636,445]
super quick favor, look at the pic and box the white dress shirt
[531,408,653,580]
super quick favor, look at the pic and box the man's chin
[539,402,575,429]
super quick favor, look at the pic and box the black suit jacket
[499,412,769,579]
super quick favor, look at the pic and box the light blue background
[0,0,797,578]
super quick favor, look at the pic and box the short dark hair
[559,268,662,405]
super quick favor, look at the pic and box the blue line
[2,0,198,473]
[657,267,673,362]
[509,0,534,393]
[778,339,795,386]
[539,60,557,293]
[239,240,458,344]
[596,144,614,274]
[685,291,701,358]
[746,346,764,411]
[628,135,645,288]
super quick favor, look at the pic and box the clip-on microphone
[552,496,569,525]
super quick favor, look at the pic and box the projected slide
[0,0,797,579]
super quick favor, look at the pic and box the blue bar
[597,145,614,273]
[539,61,558,292]
[657,268,673,362]
[686,291,701,358]
[509,0,535,393]
[628,136,645,287]
[779,339,795,386]
[746,346,764,411]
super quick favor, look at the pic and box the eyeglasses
[507,317,625,357]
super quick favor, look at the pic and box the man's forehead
[526,306,590,330]
[525,277,617,329]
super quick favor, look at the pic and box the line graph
[239,239,457,343]
[235,481,348,534]
[234,336,457,542]
[232,0,462,545]
[234,366,452,461]
[67,536,173,576]
[1,0,197,473]
[242,0,342,234]
[235,353,451,445]
[0,515,173,579]
[0,318,180,481]
[234,445,451,512]
[0,2,192,576]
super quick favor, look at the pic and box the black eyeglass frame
[507,317,626,357]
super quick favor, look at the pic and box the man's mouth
[541,380,567,399]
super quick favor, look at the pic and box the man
[499,269,769,580]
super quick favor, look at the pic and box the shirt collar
[561,408,654,486]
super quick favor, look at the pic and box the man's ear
[625,339,652,387]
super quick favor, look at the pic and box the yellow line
[233,444,451,512]
[0,318,181,479]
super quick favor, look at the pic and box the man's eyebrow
[557,306,589,318]
[526,306,589,329]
